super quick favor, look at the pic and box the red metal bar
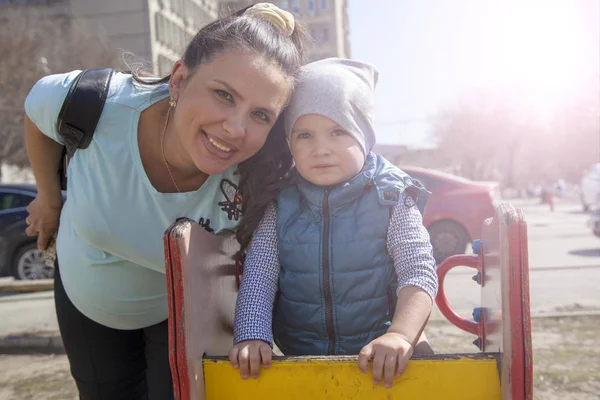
[435,254,483,337]
[165,226,191,400]
[505,208,533,400]
[520,219,534,400]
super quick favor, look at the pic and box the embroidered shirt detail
[218,179,243,221]
[198,217,215,233]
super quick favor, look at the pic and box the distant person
[556,179,566,198]
[540,183,555,212]
[228,58,438,389]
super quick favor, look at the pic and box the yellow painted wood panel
[203,355,501,399]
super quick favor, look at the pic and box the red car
[400,166,500,263]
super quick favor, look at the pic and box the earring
[169,98,177,108]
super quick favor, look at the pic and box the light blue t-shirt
[25,71,242,329]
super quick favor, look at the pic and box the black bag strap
[56,68,114,190]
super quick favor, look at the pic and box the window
[15,194,33,208]
[279,0,289,10]
[194,6,212,29]
[308,0,315,13]
[158,55,173,77]
[320,0,327,10]
[185,31,193,46]
[227,1,246,13]
[155,13,164,43]
[167,19,177,50]
[290,0,300,14]
[310,27,329,44]
[172,0,185,17]
[0,192,34,211]
[175,27,182,52]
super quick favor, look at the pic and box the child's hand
[358,332,414,388]
[228,340,272,379]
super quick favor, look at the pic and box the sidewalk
[0,289,62,352]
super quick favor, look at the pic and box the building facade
[4,0,219,75]
[219,0,351,61]
[7,0,348,73]
[0,0,71,17]
[68,0,218,76]
[147,0,219,75]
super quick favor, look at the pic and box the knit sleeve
[233,203,280,345]
[386,195,438,301]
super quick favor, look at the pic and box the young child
[228,58,438,388]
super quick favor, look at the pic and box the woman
[23,3,306,399]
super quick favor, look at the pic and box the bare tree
[434,89,600,189]
[434,94,526,183]
[547,93,600,183]
[0,6,119,181]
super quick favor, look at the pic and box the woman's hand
[23,114,65,251]
[25,194,63,250]
[228,340,273,379]
[358,332,414,388]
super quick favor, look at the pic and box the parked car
[0,184,62,280]
[400,167,499,264]
[587,208,600,238]
[580,163,600,212]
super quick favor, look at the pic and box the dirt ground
[427,315,600,400]
[0,316,598,400]
[0,352,76,400]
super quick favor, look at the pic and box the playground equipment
[164,203,532,399]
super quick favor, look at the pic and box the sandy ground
[0,352,76,400]
[427,316,600,400]
[1,316,598,400]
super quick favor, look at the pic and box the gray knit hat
[284,58,379,159]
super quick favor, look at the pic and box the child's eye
[296,132,311,139]
[332,129,348,137]
[252,110,270,123]
[215,89,233,103]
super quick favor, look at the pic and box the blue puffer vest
[273,153,428,356]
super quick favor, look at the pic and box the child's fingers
[358,344,374,373]
[238,346,251,379]
[260,345,272,368]
[228,346,240,369]
[249,346,262,379]
[371,352,385,385]
[383,353,397,388]
[395,354,410,377]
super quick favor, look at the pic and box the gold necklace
[161,102,181,193]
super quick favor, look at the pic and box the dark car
[0,183,61,280]
[400,167,500,263]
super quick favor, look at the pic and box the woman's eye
[215,90,233,103]
[296,132,311,139]
[252,111,270,123]
[333,129,347,137]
